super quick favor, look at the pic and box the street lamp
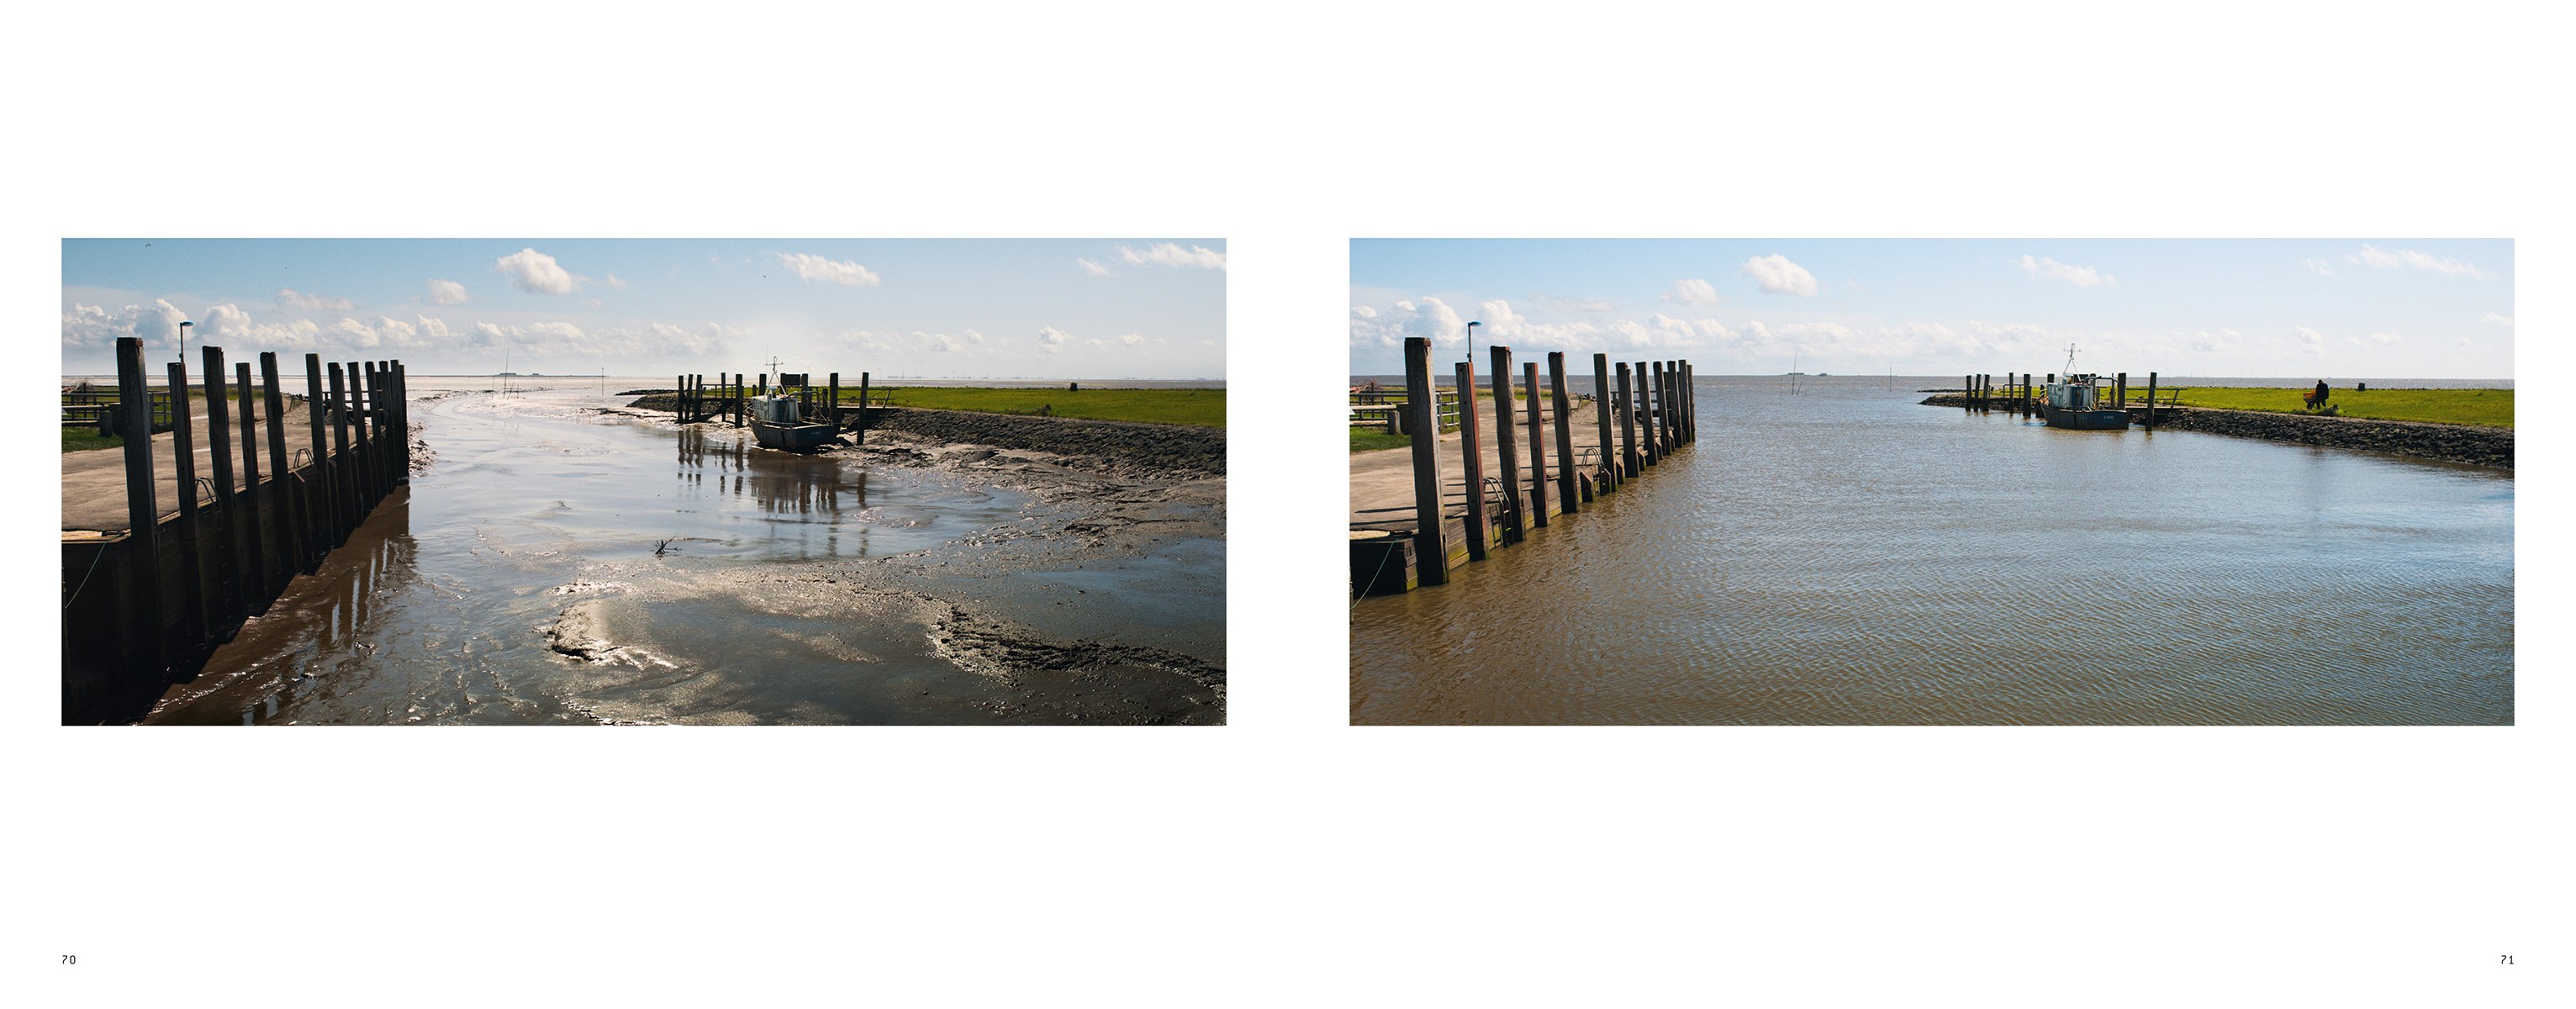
[1465,320,1481,366]
[177,320,193,372]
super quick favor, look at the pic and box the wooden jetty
[663,370,886,446]
[1938,370,2173,428]
[61,338,411,722]
[1350,338,1699,597]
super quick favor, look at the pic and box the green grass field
[2163,387,2513,428]
[832,386,1224,427]
[1350,429,1411,452]
[61,429,120,453]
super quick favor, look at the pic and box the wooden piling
[328,362,353,541]
[855,372,870,443]
[1454,361,1488,562]
[1615,362,1639,478]
[1592,353,1618,491]
[166,361,210,649]
[303,355,334,565]
[201,346,241,623]
[234,362,267,602]
[829,372,841,431]
[113,339,164,667]
[1401,337,1448,585]
[1683,362,1696,443]
[1547,352,1578,514]
[1645,362,1663,454]
[262,354,300,571]
[2115,372,2128,411]
[1665,360,1681,450]
[1523,360,1549,527]
[2145,372,2158,428]
[1639,361,1660,467]
[351,362,377,510]
[1489,346,1523,542]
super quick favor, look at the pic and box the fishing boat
[2039,345,2130,431]
[748,362,839,452]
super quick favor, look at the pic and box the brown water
[1350,376,2512,725]
[145,381,1225,725]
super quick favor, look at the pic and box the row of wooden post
[1962,370,2160,427]
[1397,336,1697,590]
[672,371,868,441]
[87,336,409,690]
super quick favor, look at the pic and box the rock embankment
[1916,396,2511,469]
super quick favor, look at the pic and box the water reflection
[676,425,868,519]
[211,493,418,726]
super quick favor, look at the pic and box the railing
[1349,390,1460,434]
[61,387,177,433]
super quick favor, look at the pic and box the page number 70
[61,955,76,964]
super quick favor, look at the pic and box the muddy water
[1350,375,2512,725]
[145,381,1225,725]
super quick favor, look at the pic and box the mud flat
[133,385,1223,725]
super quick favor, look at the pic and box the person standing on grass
[2312,378,2330,408]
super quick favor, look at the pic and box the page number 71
[2500,954,2515,964]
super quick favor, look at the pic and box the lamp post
[1465,320,1481,367]
[177,320,193,367]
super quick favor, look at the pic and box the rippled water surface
[1350,376,2512,725]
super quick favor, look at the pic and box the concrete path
[61,398,314,533]
[1349,388,1648,531]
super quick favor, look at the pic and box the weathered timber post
[351,362,377,510]
[262,354,300,571]
[734,373,745,426]
[303,355,333,566]
[829,372,841,431]
[1401,337,1448,586]
[1548,353,1579,510]
[1523,360,1549,527]
[327,363,353,541]
[2115,372,2128,412]
[1616,362,1639,478]
[393,359,409,481]
[1490,346,1523,542]
[201,346,241,624]
[1669,360,1689,442]
[113,339,164,669]
[1639,361,1660,467]
[166,361,210,648]
[1658,361,1676,452]
[1665,361,1681,451]
[2145,372,2158,428]
[1454,361,1488,562]
[1592,353,1618,491]
[1963,374,1974,411]
[234,362,267,603]
[855,372,870,443]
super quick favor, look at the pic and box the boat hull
[2040,404,2130,431]
[752,419,839,452]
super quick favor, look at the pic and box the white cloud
[603,273,628,288]
[2369,331,2402,345]
[1077,257,1114,277]
[776,252,880,287]
[329,318,381,348]
[2454,335,2473,348]
[278,288,353,311]
[495,247,578,294]
[2346,244,2494,280]
[1739,255,1819,296]
[2016,255,2115,288]
[1119,333,1145,346]
[1348,296,1470,349]
[1117,243,1227,270]
[2294,325,2325,351]
[1037,325,1072,353]
[2481,312,2514,326]
[1662,278,1721,306]
[964,329,986,344]
[427,278,468,304]
[2302,258,2335,277]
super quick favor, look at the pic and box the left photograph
[60,238,1227,725]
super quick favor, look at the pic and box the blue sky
[63,239,1227,378]
[1351,239,2515,379]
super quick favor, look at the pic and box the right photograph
[1348,238,2514,726]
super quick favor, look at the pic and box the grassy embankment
[2162,387,2513,428]
[831,386,1223,427]
[1350,430,1410,452]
